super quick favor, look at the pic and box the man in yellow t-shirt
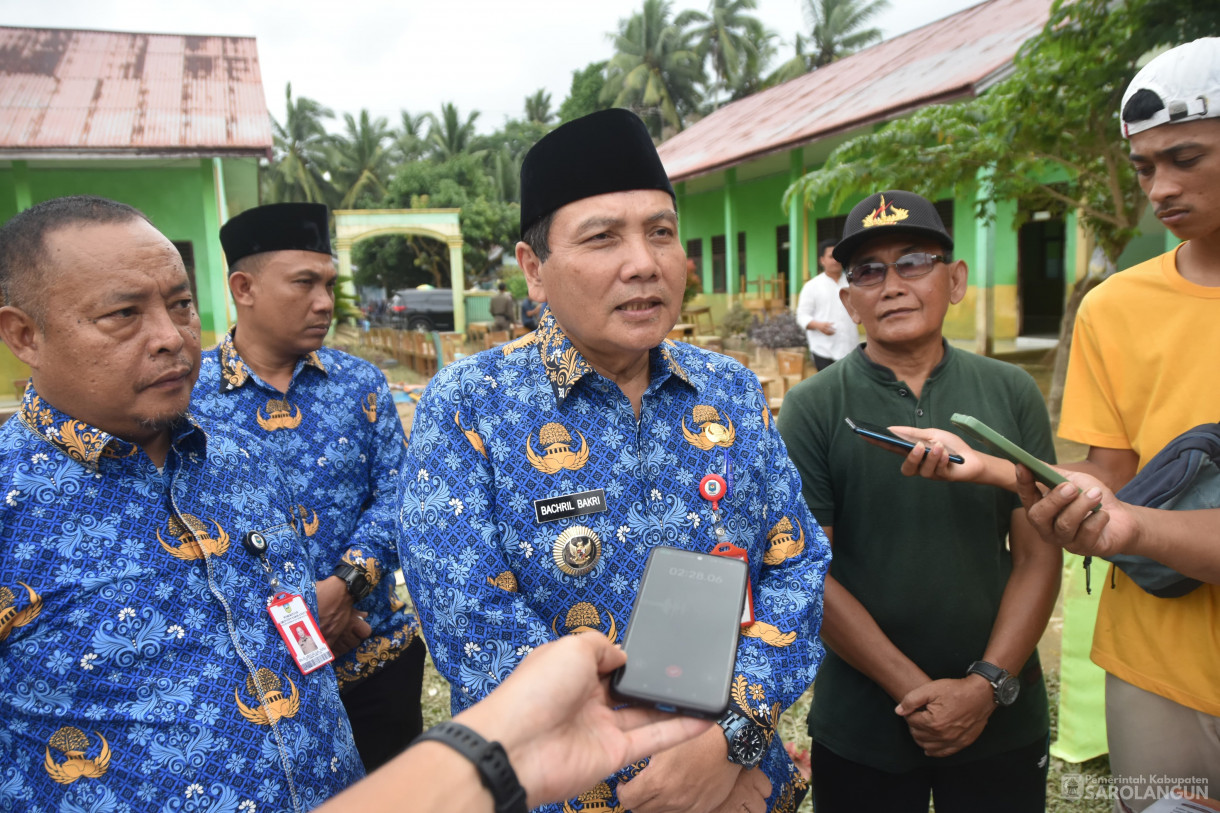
[1055,38,1220,811]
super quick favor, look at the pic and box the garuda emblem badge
[552,525,601,577]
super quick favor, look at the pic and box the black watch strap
[331,562,372,601]
[415,721,527,813]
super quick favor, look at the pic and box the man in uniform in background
[192,202,425,772]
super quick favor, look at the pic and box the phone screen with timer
[611,546,747,717]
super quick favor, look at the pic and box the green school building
[657,0,1174,352]
[0,26,271,386]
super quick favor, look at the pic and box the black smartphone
[611,546,747,718]
[844,417,965,464]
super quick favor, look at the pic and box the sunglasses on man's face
[845,252,949,288]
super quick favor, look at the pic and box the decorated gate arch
[333,208,467,332]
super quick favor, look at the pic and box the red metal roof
[658,0,1051,181]
[0,26,272,155]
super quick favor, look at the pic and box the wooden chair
[484,330,510,350]
[692,335,723,353]
[681,306,715,334]
[775,349,809,395]
[724,350,751,367]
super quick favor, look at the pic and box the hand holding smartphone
[845,418,966,465]
[611,546,747,718]
[949,413,1066,489]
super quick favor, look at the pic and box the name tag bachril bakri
[533,489,607,524]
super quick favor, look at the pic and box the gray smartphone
[950,413,1066,488]
[611,546,747,718]
[845,417,965,464]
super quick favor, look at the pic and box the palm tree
[524,89,554,124]
[395,110,429,162]
[679,0,772,108]
[328,109,394,209]
[602,0,705,137]
[426,102,482,160]
[267,83,334,204]
[765,33,814,86]
[803,0,889,69]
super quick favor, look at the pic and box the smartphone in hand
[845,418,965,464]
[611,546,747,717]
[950,413,1066,489]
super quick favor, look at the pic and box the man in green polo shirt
[777,190,1061,812]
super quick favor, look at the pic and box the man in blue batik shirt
[0,196,362,811]
[191,203,424,773]
[399,109,831,813]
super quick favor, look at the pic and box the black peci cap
[832,190,952,265]
[220,203,331,271]
[519,108,675,237]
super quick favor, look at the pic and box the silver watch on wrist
[717,710,766,768]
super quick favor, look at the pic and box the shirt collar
[18,384,207,469]
[851,338,955,383]
[217,327,327,393]
[534,310,695,405]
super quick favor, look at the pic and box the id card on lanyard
[268,592,335,675]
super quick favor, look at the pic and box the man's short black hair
[522,211,556,264]
[0,196,150,324]
[817,238,838,257]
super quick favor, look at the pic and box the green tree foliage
[426,102,483,160]
[602,0,705,137]
[679,0,774,107]
[784,0,1220,419]
[266,83,334,204]
[352,154,518,293]
[395,111,429,163]
[558,61,611,123]
[328,109,394,209]
[524,89,554,124]
[766,33,813,87]
[803,0,889,68]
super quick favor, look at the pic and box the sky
[2,0,983,133]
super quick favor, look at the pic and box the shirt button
[898,389,908,397]
[916,408,925,417]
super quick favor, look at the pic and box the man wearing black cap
[193,202,425,772]
[399,108,831,813]
[776,190,1060,812]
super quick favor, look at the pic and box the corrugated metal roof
[0,26,272,155]
[658,0,1051,182]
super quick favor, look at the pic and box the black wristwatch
[331,562,373,602]
[718,710,766,768]
[967,660,1020,706]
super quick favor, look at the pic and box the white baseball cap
[1121,37,1220,138]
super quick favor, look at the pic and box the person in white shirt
[796,238,858,370]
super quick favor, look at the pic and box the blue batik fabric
[0,386,363,813]
[399,311,831,813]
[192,332,418,691]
